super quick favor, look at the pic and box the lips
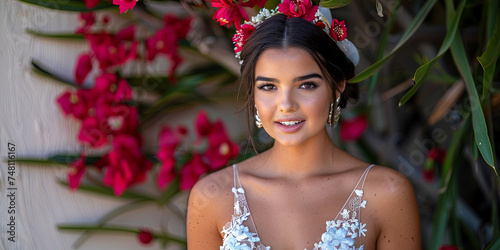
[274,119,305,133]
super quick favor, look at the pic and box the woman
[187,10,421,250]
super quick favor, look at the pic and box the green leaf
[478,15,500,104]
[350,0,439,83]
[376,0,384,17]
[368,0,399,103]
[31,60,76,87]
[429,122,467,250]
[26,29,85,40]
[17,0,114,12]
[158,178,180,205]
[399,0,466,106]
[450,29,496,171]
[58,180,157,201]
[319,0,352,9]
[486,237,500,250]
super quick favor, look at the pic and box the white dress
[220,164,374,250]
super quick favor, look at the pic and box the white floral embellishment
[354,189,363,197]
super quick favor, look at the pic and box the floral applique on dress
[221,164,374,250]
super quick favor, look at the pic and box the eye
[300,82,318,89]
[257,84,276,91]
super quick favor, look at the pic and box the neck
[263,129,337,178]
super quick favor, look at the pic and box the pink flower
[74,53,93,85]
[102,135,152,196]
[138,228,154,245]
[85,29,137,70]
[204,121,239,170]
[339,115,368,142]
[232,23,255,53]
[145,15,191,82]
[113,0,137,14]
[95,102,139,136]
[330,19,347,41]
[423,146,446,182]
[179,153,210,190]
[278,0,318,22]
[56,88,96,120]
[211,0,251,30]
[76,12,95,34]
[195,110,212,138]
[93,73,132,103]
[156,125,186,189]
[77,116,109,147]
[83,0,101,9]
[68,153,86,190]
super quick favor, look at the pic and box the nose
[278,89,298,112]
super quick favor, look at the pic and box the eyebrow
[255,73,323,83]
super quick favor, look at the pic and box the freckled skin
[186,48,421,249]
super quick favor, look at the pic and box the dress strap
[232,164,243,189]
[359,164,375,190]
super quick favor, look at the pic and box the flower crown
[220,0,359,65]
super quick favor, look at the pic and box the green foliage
[350,0,439,83]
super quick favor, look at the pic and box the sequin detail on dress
[221,164,374,250]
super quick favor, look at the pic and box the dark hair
[238,14,359,137]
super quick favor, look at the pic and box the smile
[277,121,304,126]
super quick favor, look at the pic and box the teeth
[279,121,301,126]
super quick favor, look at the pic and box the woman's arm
[374,167,421,249]
[186,175,226,249]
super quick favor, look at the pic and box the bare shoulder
[188,165,235,224]
[365,165,414,196]
[186,166,235,249]
[364,165,421,249]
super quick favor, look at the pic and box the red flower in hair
[278,0,318,22]
[112,0,138,14]
[233,23,255,53]
[330,19,347,41]
[211,0,262,30]
[439,246,459,250]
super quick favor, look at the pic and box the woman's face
[254,47,334,147]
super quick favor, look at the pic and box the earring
[328,96,341,126]
[255,109,263,128]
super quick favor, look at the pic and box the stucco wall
[0,1,244,249]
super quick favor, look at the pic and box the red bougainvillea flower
[138,228,154,245]
[77,116,109,147]
[195,110,213,138]
[156,125,186,189]
[68,153,86,190]
[278,0,319,22]
[84,0,101,9]
[76,12,95,34]
[232,23,255,53]
[56,88,96,120]
[423,146,446,182]
[330,19,347,41]
[93,73,132,103]
[74,53,93,85]
[102,134,152,196]
[145,14,191,82]
[95,101,139,136]
[113,0,138,14]
[211,0,252,30]
[179,153,210,190]
[339,115,368,142]
[439,246,459,250]
[85,27,137,70]
[204,121,239,170]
